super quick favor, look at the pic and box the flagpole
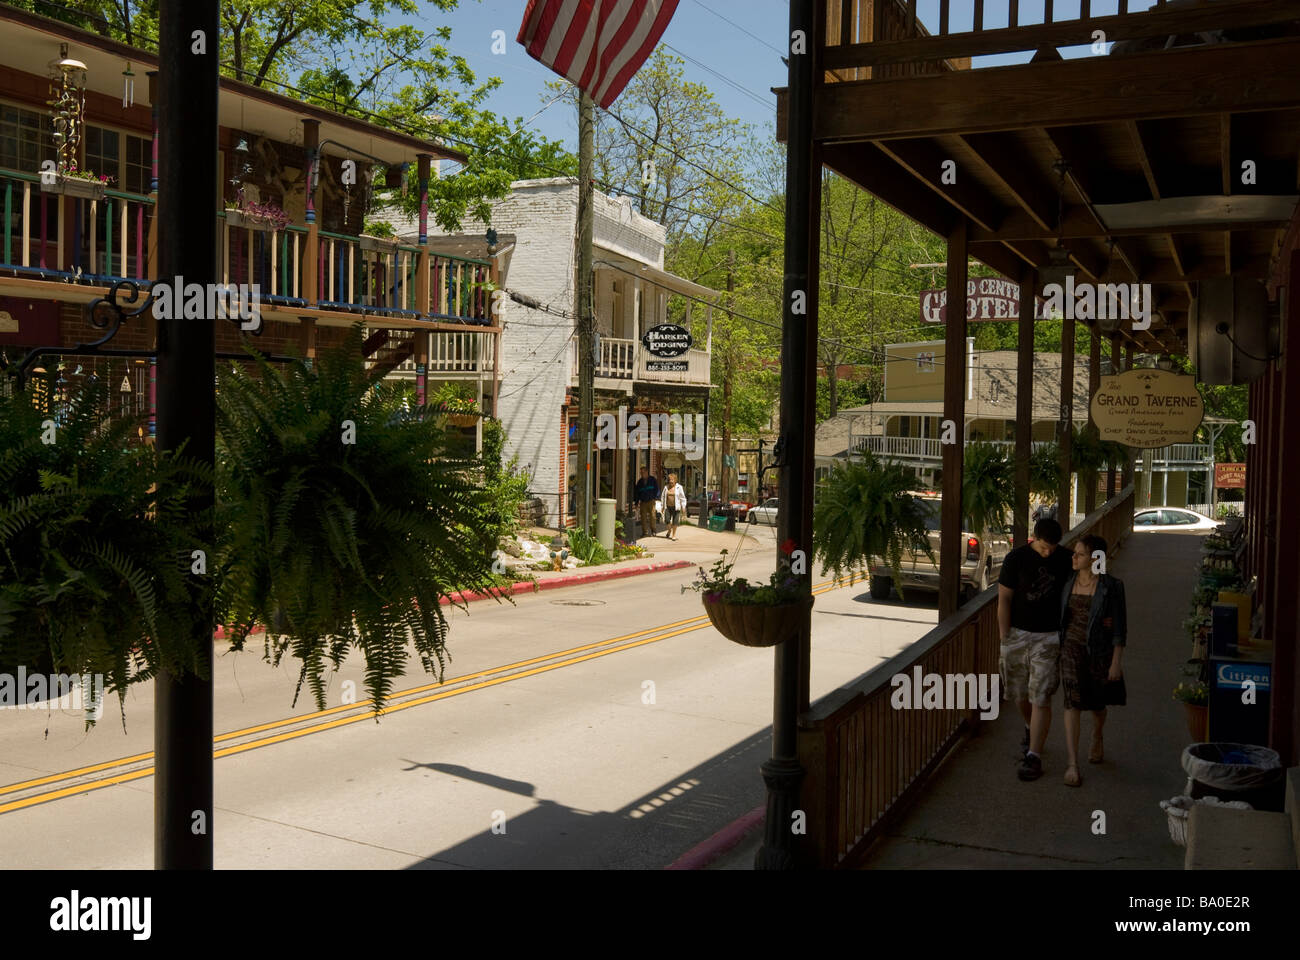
[576,90,595,531]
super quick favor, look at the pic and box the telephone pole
[576,90,595,531]
[721,248,735,503]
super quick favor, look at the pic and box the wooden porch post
[1086,323,1101,513]
[1059,312,1075,529]
[1107,333,1119,499]
[302,119,320,307]
[415,153,431,315]
[939,218,968,620]
[298,316,317,363]
[488,234,501,417]
[1014,267,1036,547]
[147,70,159,280]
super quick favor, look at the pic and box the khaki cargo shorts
[1000,627,1060,706]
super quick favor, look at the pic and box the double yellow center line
[0,574,860,816]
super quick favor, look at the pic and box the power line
[660,42,774,110]
[691,0,788,58]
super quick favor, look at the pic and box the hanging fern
[215,323,511,714]
[0,377,210,726]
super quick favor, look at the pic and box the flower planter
[225,209,279,233]
[41,175,106,201]
[446,412,478,427]
[1184,703,1208,742]
[702,594,813,648]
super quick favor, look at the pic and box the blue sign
[1214,661,1270,692]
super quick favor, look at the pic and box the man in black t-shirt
[998,517,1073,782]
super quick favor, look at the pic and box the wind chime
[122,61,135,108]
[48,43,88,175]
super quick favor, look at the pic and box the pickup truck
[869,492,1011,603]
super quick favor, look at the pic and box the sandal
[1064,764,1081,787]
[1089,736,1104,764]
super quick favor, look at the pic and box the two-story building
[0,5,496,432]
[403,178,720,527]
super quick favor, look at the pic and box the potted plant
[226,198,289,232]
[688,546,811,648]
[430,381,480,427]
[811,450,936,601]
[360,219,398,254]
[41,162,112,200]
[214,323,508,713]
[1173,679,1209,741]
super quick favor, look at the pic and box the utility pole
[721,249,735,503]
[576,90,595,531]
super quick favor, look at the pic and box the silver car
[748,498,779,526]
[1133,508,1220,532]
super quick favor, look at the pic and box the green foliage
[362,220,395,239]
[1030,441,1062,499]
[214,324,505,713]
[0,377,210,724]
[962,442,1015,536]
[812,451,934,589]
[475,417,531,545]
[688,550,802,606]
[566,526,611,566]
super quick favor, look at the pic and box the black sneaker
[1020,726,1031,756]
[1018,753,1043,781]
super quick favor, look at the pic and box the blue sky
[413,0,1158,154]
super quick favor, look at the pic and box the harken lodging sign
[642,323,693,357]
[1089,368,1204,448]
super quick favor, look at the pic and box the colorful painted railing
[1,168,153,280]
[220,214,308,302]
[428,251,491,322]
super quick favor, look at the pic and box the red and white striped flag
[517,0,680,109]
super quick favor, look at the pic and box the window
[916,351,936,372]
[124,132,150,194]
[84,125,120,182]
[1162,510,1197,525]
[1,102,53,173]
[1135,511,1159,527]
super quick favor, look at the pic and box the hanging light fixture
[122,61,135,108]
[48,43,88,175]
[1039,159,1076,293]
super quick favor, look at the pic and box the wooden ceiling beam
[872,139,1007,233]
[970,208,1289,242]
[781,37,1300,143]
[957,132,1059,232]
[1221,113,1234,197]
[1128,120,1162,201]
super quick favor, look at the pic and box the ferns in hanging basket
[0,377,211,726]
[215,323,509,714]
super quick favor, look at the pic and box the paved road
[0,525,939,869]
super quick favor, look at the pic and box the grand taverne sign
[1089,368,1204,448]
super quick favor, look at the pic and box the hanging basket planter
[225,209,281,233]
[701,594,813,648]
[446,412,478,427]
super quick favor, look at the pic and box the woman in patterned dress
[1058,534,1127,787]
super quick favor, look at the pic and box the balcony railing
[0,170,493,325]
[850,434,1054,460]
[821,0,1295,79]
[1,168,153,282]
[1137,443,1214,464]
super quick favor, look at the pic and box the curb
[213,559,696,640]
[665,804,766,870]
[440,559,694,605]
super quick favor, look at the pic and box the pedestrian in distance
[997,516,1074,781]
[634,467,660,537]
[663,472,686,540]
[1058,534,1127,787]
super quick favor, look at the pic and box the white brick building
[402,177,721,527]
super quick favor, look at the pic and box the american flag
[517,0,680,109]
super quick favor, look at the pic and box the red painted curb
[440,559,694,605]
[214,559,694,639]
[665,804,766,870]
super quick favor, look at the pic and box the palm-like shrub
[812,451,933,589]
[215,324,506,713]
[0,377,209,722]
[962,441,1015,536]
[1030,441,1062,501]
[1069,425,1126,506]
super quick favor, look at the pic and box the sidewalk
[700,530,1201,869]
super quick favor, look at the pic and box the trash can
[595,498,616,551]
[1181,742,1285,811]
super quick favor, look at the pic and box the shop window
[1,102,53,173]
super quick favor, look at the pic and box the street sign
[723,454,736,468]
[641,323,692,357]
[1214,463,1246,489]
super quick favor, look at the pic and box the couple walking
[997,517,1128,787]
[634,467,685,540]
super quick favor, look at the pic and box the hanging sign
[1089,368,1203,448]
[1214,463,1246,489]
[645,360,688,372]
[641,323,692,357]
[921,278,1051,323]
[120,375,132,393]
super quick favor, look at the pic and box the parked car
[748,498,779,526]
[687,491,752,521]
[1133,507,1220,532]
[687,490,722,518]
[868,492,1012,603]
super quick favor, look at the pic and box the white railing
[428,330,493,374]
[853,435,944,459]
[596,337,636,379]
[571,338,710,386]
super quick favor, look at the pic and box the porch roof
[775,0,1300,357]
[593,250,721,301]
